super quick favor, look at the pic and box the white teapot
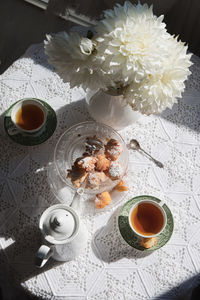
[35,202,87,268]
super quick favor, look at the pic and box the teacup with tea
[129,199,167,238]
[9,98,47,135]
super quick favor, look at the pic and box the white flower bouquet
[45,1,192,115]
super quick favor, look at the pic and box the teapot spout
[70,188,84,211]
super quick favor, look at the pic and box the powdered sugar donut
[86,171,107,189]
[107,161,123,180]
[78,156,97,172]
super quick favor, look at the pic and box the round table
[0,43,200,299]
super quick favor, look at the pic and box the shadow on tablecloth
[155,274,200,300]
[92,206,152,263]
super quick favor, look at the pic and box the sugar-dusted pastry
[86,171,107,189]
[67,166,88,188]
[107,161,123,180]
[95,191,111,209]
[105,138,122,161]
[96,154,110,172]
[140,237,158,249]
[114,180,129,192]
[77,156,97,172]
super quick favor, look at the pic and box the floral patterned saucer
[4,99,57,146]
[118,195,174,251]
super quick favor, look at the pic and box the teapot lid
[40,204,79,244]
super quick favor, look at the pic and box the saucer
[118,195,174,251]
[4,99,57,146]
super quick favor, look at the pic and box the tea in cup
[129,199,167,238]
[9,98,47,135]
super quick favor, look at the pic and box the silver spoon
[129,139,164,168]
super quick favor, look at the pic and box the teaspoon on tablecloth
[129,139,164,168]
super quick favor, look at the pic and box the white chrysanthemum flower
[44,32,112,90]
[95,1,169,85]
[95,1,192,114]
[125,37,192,114]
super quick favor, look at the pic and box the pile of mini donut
[67,138,128,208]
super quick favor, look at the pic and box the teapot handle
[35,245,54,268]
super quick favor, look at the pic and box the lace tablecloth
[0,44,200,300]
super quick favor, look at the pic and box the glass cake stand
[48,121,129,208]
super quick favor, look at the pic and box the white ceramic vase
[86,89,141,131]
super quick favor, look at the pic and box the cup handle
[159,200,165,207]
[35,245,54,268]
[7,126,19,136]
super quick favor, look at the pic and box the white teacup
[128,199,167,238]
[9,98,47,135]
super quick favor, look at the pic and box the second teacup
[128,199,167,238]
